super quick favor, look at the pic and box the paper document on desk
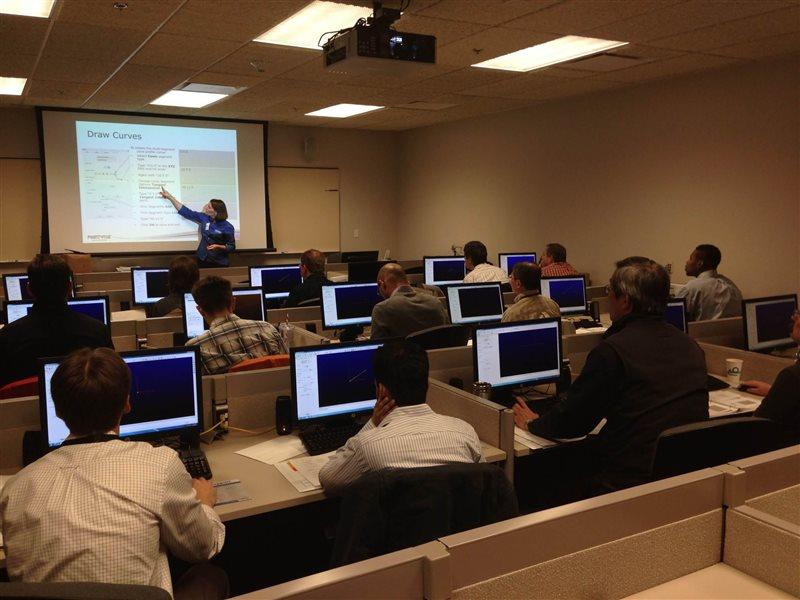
[514,427,556,450]
[710,390,762,412]
[276,452,336,493]
[709,402,739,418]
[213,479,251,506]
[236,436,306,465]
[576,326,608,335]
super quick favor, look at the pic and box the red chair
[227,354,290,373]
[0,376,39,400]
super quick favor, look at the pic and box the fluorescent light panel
[472,35,628,73]
[151,90,227,108]
[0,0,54,18]
[0,76,26,95]
[254,0,372,50]
[306,103,384,118]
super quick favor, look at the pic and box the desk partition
[699,342,794,384]
[689,316,744,348]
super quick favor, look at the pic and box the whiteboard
[268,167,340,253]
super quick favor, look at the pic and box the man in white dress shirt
[675,244,742,321]
[463,240,508,283]
[0,348,227,599]
[319,340,484,495]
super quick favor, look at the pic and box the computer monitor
[743,295,798,352]
[340,250,380,263]
[131,268,170,305]
[321,282,382,329]
[4,296,111,326]
[665,298,688,333]
[348,260,395,283]
[39,347,203,448]
[540,275,587,315]
[498,253,537,275]
[3,273,75,302]
[182,287,266,338]
[447,283,504,325]
[473,318,562,389]
[249,265,302,293]
[423,256,466,287]
[291,340,385,422]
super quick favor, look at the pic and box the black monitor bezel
[340,250,380,263]
[38,345,204,447]
[130,267,170,306]
[445,281,505,325]
[320,281,380,329]
[347,260,395,283]
[541,274,588,316]
[742,294,798,352]
[471,317,563,390]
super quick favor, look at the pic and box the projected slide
[75,121,240,244]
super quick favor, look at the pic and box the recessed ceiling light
[306,103,385,118]
[0,77,26,95]
[472,35,628,73]
[0,0,55,18]
[254,0,373,50]
[150,90,228,108]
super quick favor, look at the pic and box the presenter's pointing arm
[160,187,183,211]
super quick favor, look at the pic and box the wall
[0,108,400,261]
[397,56,800,298]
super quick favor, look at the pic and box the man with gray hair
[513,259,708,494]
[371,263,448,339]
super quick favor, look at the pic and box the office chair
[228,354,290,373]
[331,463,518,566]
[406,324,471,350]
[651,416,784,480]
[296,297,321,307]
[0,376,38,400]
[0,582,171,600]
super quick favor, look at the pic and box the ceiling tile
[188,71,270,88]
[57,0,184,31]
[554,43,682,73]
[0,14,51,56]
[594,52,745,82]
[0,53,38,78]
[207,43,316,78]
[415,0,559,26]
[437,27,556,68]
[647,6,800,52]
[403,66,519,97]
[25,79,94,101]
[43,22,150,62]
[394,14,487,46]
[132,33,242,70]
[460,70,572,99]
[89,64,195,104]
[586,0,799,44]
[711,31,800,59]
[34,56,119,84]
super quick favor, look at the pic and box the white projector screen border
[37,107,272,255]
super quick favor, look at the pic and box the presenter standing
[160,187,235,268]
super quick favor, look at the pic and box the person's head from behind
[299,249,326,279]
[463,241,488,272]
[542,243,567,267]
[615,256,652,269]
[509,262,541,295]
[685,244,721,277]
[27,253,73,303]
[51,348,131,437]
[376,262,407,299]
[202,199,228,222]
[168,256,199,295]
[192,276,234,322]
[372,340,429,407]
[607,260,670,322]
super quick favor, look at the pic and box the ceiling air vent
[559,53,647,72]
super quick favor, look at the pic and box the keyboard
[179,446,213,479]
[706,374,730,392]
[300,422,362,456]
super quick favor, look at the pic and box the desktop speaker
[276,395,292,435]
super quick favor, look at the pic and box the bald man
[370,263,448,339]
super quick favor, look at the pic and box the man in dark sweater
[513,259,709,494]
[283,249,332,308]
[0,254,113,387]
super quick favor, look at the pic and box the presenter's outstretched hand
[159,186,176,201]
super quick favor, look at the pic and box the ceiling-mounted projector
[322,1,436,74]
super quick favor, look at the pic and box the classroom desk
[206,429,506,523]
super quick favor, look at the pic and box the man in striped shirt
[186,276,286,374]
[540,242,579,277]
[319,341,484,495]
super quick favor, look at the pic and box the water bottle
[472,381,492,400]
[278,315,292,351]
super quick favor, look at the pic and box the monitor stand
[339,325,364,342]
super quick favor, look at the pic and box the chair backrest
[228,354,290,373]
[0,581,171,600]
[406,324,471,350]
[297,297,321,307]
[0,376,38,400]
[331,463,518,567]
[652,417,784,480]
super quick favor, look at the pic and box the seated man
[186,276,286,374]
[502,262,561,322]
[463,241,507,283]
[676,244,742,321]
[284,249,332,307]
[540,243,579,277]
[371,263,448,339]
[319,340,484,495]
[513,260,708,494]
[0,348,226,599]
[145,255,199,318]
[0,254,113,387]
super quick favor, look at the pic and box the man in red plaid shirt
[541,243,579,277]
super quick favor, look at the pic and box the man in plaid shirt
[540,243,579,277]
[186,276,286,374]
